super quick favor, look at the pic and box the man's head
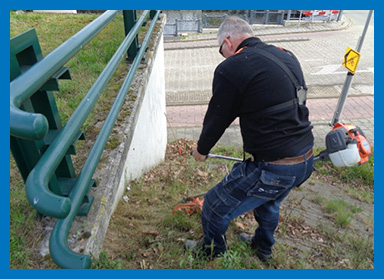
[217,17,254,58]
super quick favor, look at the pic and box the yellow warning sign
[342,47,361,74]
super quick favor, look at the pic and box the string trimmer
[173,122,372,215]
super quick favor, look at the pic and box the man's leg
[251,188,291,257]
[244,151,314,259]
[192,161,266,256]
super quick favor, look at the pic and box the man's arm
[195,72,242,156]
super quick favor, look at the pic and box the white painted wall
[125,37,167,179]
[112,35,167,210]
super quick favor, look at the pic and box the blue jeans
[200,147,314,256]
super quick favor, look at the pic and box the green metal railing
[10,10,161,269]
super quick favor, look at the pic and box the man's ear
[225,37,233,51]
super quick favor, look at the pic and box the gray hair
[217,16,254,45]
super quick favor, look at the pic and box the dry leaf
[197,169,208,177]
[234,222,245,230]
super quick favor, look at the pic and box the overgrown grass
[99,140,374,269]
[314,147,374,187]
[11,11,126,128]
[312,196,362,227]
[10,11,374,269]
[92,251,123,269]
[10,157,45,269]
[9,11,143,269]
[313,147,374,205]
[309,223,374,269]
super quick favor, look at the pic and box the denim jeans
[200,147,314,256]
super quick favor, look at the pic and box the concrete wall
[113,35,167,211]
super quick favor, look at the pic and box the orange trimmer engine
[314,122,372,167]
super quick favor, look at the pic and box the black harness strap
[249,47,307,117]
[254,48,303,91]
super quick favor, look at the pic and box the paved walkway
[164,17,374,149]
[166,101,374,149]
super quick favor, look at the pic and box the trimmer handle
[190,150,243,162]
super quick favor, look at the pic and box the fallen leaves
[166,139,195,160]
[285,221,325,244]
[102,139,374,269]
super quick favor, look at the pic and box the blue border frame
[4,2,380,278]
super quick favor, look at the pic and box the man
[185,17,314,262]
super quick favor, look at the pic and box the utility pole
[331,10,373,126]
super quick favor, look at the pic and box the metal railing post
[10,28,89,213]
[150,10,157,19]
[250,10,254,25]
[337,10,343,22]
[265,10,270,24]
[49,10,161,269]
[11,8,162,269]
[10,10,120,141]
[280,10,284,24]
[287,10,292,21]
[123,10,139,61]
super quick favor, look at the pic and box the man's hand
[192,149,207,162]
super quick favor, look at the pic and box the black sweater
[197,37,313,161]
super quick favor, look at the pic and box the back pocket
[247,170,296,200]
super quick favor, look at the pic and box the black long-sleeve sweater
[197,37,313,161]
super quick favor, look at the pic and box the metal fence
[164,19,202,37]
[10,10,161,269]
[163,10,342,36]
[203,10,285,27]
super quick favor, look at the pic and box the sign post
[331,10,373,126]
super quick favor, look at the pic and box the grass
[312,196,362,227]
[9,11,374,269]
[314,147,374,187]
[314,147,374,204]
[10,157,45,268]
[99,139,374,269]
[10,134,375,269]
[92,251,123,269]
[309,223,374,269]
[9,11,152,269]
[10,11,133,131]
[10,137,374,269]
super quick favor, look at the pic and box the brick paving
[166,96,374,127]
[166,98,374,148]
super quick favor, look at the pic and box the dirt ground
[102,139,374,269]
